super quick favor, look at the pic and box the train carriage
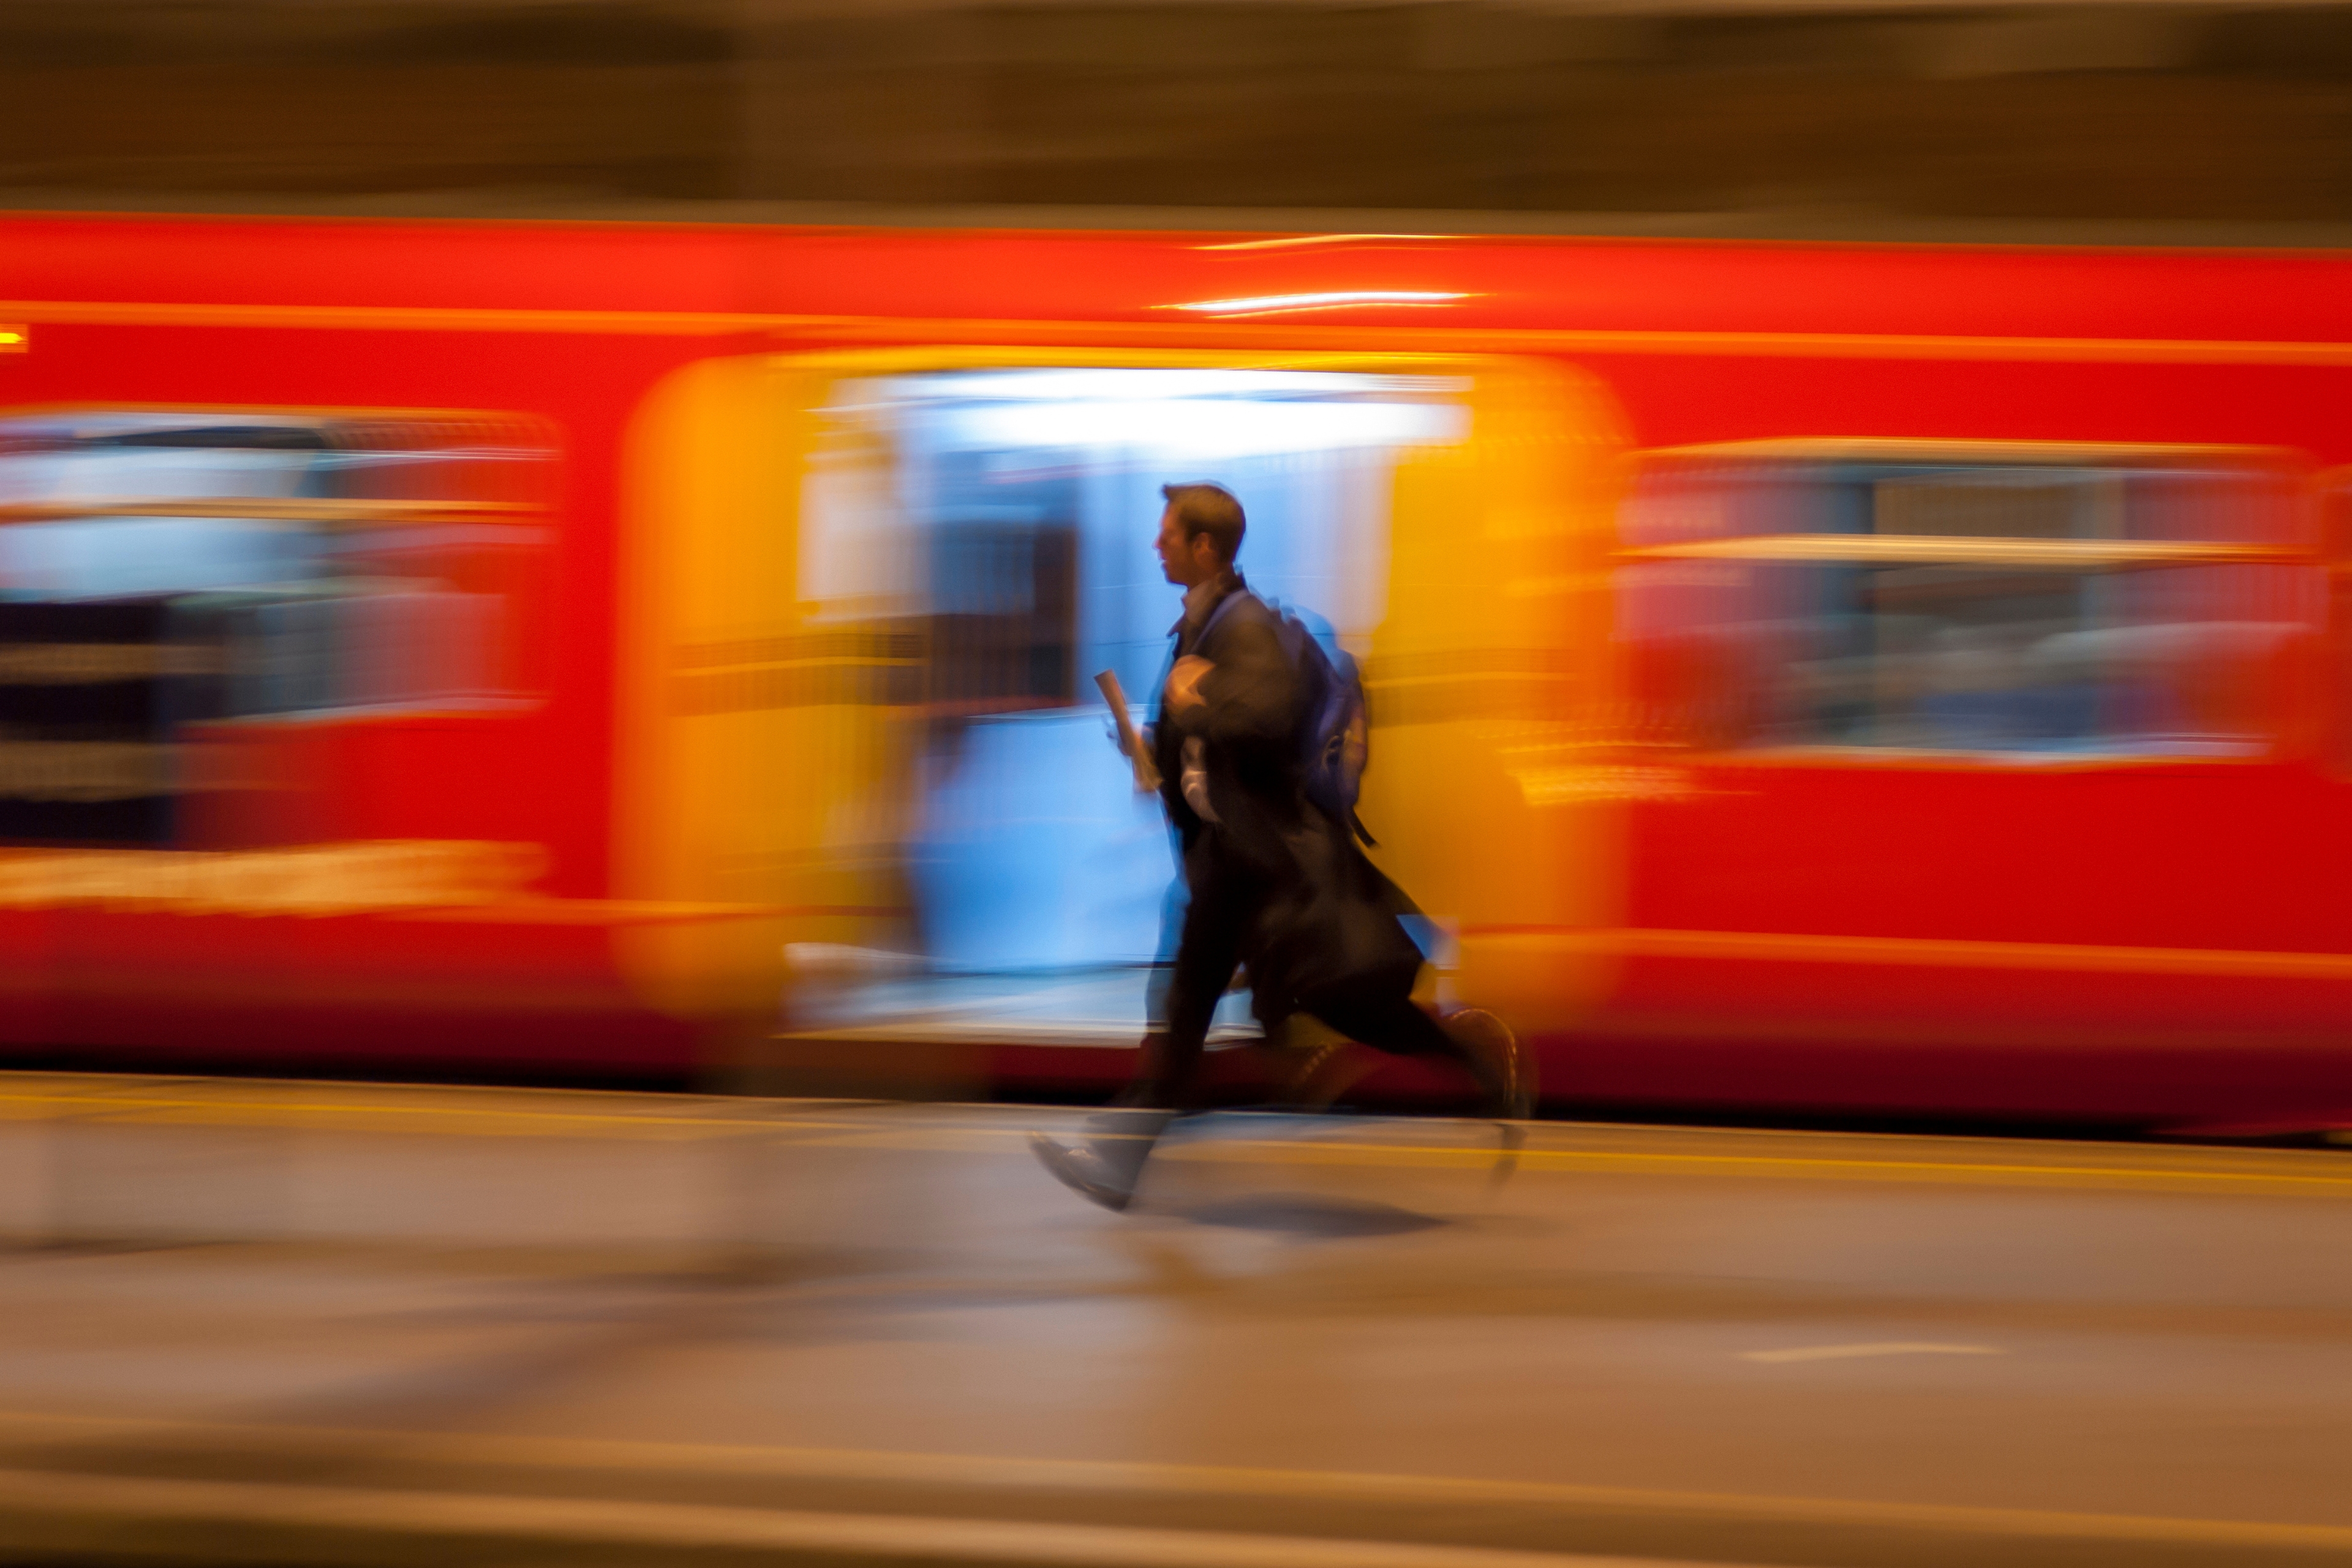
[6,211,2352,1128]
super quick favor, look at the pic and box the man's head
[1156,483,1245,588]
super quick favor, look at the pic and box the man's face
[1155,505,1202,586]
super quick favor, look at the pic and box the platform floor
[0,1077,2348,1566]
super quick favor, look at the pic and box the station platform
[0,1074,2348,1567]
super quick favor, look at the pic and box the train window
[1619,443,2318,756]
[0,410,552,843]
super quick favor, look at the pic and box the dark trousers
[1131,846,1502,1115]
[1080,845,1510,1196]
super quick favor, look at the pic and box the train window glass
[1619,447,2317,757]
[798,366,1466,971]
[0,411,552,845]
[0,516,325,599]
[1871,470,2108,539]
[0,412,551,714]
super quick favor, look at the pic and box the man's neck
[1182,570,1235,623]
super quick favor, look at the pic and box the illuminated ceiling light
[1162,291,1472,317]
[896,368,1430,403]
[938,396,1467,458]
[1193,234,1444,252]
[0,325,26,353]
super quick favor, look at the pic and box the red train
[6,211,2352,1132]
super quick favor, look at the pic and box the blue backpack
[1195,590,1374,843]
[1268,601,1374,845]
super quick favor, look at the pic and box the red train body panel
[6,211,2352,1125]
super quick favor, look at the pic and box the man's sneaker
[1027,1133,1135,1212]
[1439,1006,1533,1183]
[1442,1006,1536,1121]
[1285,1036,1373,1112]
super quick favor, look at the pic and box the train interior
[782,366,1468,1047]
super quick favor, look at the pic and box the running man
[1030,483,1531,1211]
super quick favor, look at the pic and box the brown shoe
[1442,1006,1536,1121]
[1286,1036,1373,1111]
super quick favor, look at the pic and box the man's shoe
[1442,1006,1536,1121]
[1491,1120,1526,1186]
[1286,1036,1372,1112]
[1027,1132,1135,1212]
[1441,1006,1534,1184]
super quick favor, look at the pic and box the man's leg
[1297,979,1531,1120]
[1033,854,1247,1210]
[1144,862,1245,1107]
[1132,842,1191,1096]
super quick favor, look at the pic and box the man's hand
[1167,655,1212,716]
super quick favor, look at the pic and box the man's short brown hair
[1161,483,1246,567]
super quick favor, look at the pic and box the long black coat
[1152,578,1423,1018]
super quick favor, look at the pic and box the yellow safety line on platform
[0,1083,2347,1193]
[1164,1138,2352,1195]
[0,1412,2349,1555]
[0,1090,832,1137]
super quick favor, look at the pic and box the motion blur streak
[1167,293,1475,316]
[1194,238,1449,252]
[2,212,2352,1130]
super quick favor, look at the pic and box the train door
[1604,440,2332,1120]
[618,350,1626,1080]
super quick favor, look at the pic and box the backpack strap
[1195,585,1251,647]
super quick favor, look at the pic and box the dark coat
[1152,576,1423,1018]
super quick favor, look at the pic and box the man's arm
[1175,609,1295,747]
